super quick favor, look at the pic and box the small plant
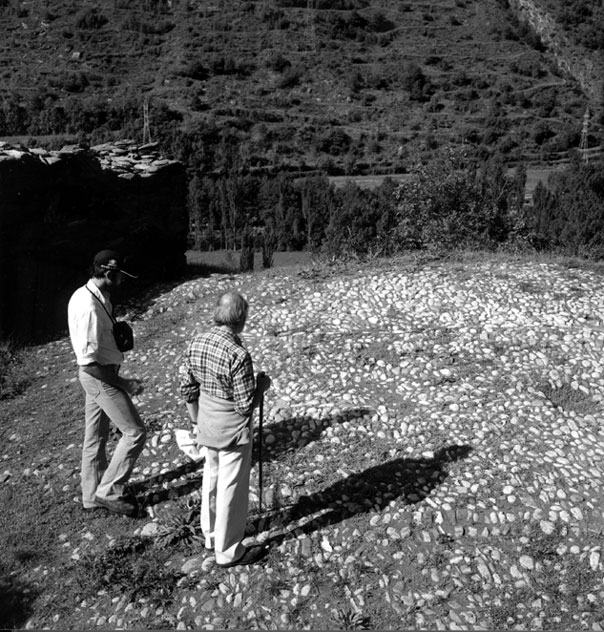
[331,607,371,630]
[155,507,203,549]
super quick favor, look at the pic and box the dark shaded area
[0,150,188,343]
[257,444,473,542]
[0,564,39,630]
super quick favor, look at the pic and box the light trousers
[79,368,146,507]
[201,441,252,565]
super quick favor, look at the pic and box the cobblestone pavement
[18,257,604,629]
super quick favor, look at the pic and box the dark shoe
[217,545,268,568]
[94,495,137,516]
[83,502,103,510]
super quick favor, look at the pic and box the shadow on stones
[133,407,371,509]
[251,407,372,467]
[256,444,473,545]
[133,459,204,508]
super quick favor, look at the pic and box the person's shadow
[252,444,473,544]
[134,407,373,508]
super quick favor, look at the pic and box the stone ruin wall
[0,140,188,342]
[508,0,604,108]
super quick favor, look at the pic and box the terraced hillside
[0,0,600,173]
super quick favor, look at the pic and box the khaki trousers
[201,441,252,564]
[79,368,146,507]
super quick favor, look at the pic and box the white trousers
[201,441,252,564]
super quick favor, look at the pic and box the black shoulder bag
[86,287,134,352]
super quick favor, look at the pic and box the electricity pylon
[143,98,152,145]
[580,107,590,163]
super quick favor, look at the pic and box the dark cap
[93,249,138,278]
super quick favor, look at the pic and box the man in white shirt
[67,250,146,516]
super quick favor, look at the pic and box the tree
[259,175,303,251]
[299,175,333,250]
[323,181,395,258]
[393,148,514,251]
[526,158,604,256]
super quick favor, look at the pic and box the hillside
[3,253,604,629]
[0,0,602,174]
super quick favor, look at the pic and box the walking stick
[258,392,264,515]
[257,373,265,516]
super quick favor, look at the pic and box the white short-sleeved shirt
[67,280,123,366]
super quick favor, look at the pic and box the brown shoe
[94,495,137,516]
[217,545,268,568]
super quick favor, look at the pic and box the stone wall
[0,140,188,342]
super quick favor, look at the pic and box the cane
[257,372,265,516]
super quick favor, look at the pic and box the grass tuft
[0,341,32,401]
[538,381,600,416]
[67,535,182,608]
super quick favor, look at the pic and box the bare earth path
[3,254,604,630]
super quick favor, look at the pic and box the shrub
[142,0,172,12]
[392,149,516,251]
[48,71,89,93]
[401,63,433,102]
[121,15,174,34]
[210,56,255,77]
[75,8,108,30]
[317,128,352,155]
[265,52,291,73]
[319,11,370,40]
[533,121,556,145]
[275,66,300,89]
[178,61,209,81]
[367,11,395,33]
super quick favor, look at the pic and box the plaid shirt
[179,327,256,417]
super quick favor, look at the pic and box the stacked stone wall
[0,141,187,342]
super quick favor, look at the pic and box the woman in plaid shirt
[179,291,271,567]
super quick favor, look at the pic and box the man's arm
[179,347,200,422]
